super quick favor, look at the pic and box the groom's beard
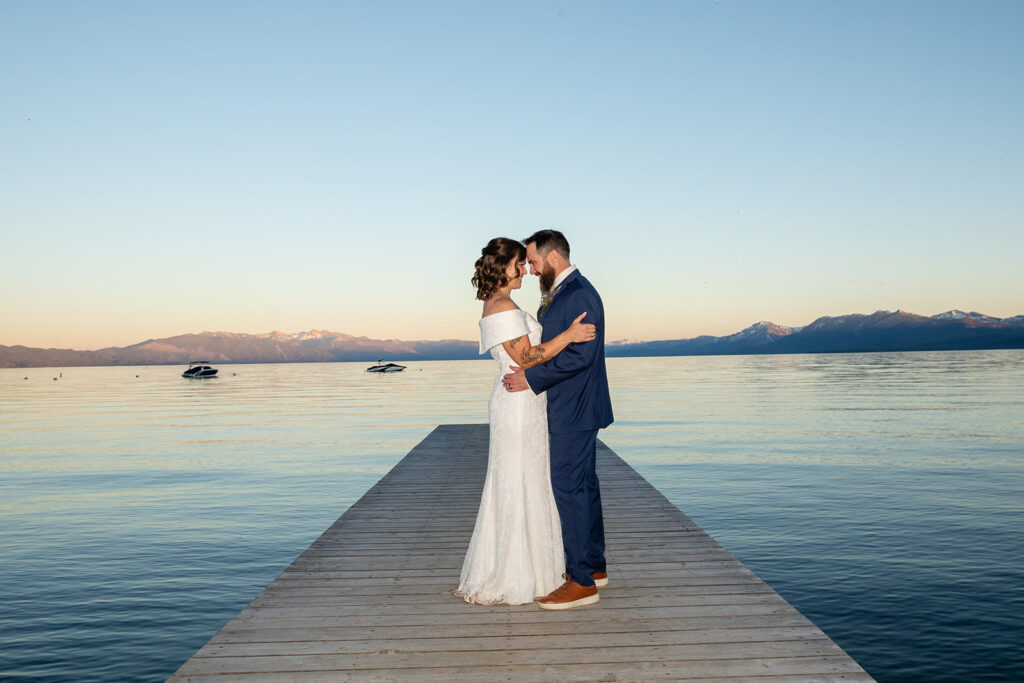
[539,267,556,293]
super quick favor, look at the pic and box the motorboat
[366,360,406,373]
[182,362,218,379]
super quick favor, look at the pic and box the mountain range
[0,330,478,369]
[2,310,1022,369]
[605,310,1024,357]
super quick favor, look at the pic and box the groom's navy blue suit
[525,269,613,587]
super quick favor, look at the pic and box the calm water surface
[1,352,1022,681]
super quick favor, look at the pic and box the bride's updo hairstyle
[473,237,527,301]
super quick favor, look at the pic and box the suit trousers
[549,429,606,587]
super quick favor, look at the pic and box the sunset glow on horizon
[3,1,1022,351]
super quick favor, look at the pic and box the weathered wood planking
[169,423,874,682]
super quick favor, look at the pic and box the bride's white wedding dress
[456,308,565,605]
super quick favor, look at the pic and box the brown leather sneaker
[593,571,609,588]
[538,577,599,610]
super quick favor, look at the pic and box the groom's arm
[523,290,602,394]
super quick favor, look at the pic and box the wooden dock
[170,424,873,682]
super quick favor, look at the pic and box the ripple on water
[2,352,1023,681]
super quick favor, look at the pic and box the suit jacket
[525,270,614,434]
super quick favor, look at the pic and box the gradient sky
[2,1,1022,350]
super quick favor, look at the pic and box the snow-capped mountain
[4,310,1023,368]
[932,310,1003,323]
[720,321,796,343]
[0,330,479,368]
[606,309,1024,358]
[606,320,796,357]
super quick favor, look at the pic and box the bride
[456,237,595,605]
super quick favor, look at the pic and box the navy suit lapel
[538,270,580,343]
[541,270,581,318]
[555,269,581,295]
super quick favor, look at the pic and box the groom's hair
[523,229,570,260]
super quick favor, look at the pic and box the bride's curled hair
[473,237,527,301]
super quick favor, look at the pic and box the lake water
[1,352,1022,681]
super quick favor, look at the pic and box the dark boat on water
[365,360,406,373]
[182,362,218,379]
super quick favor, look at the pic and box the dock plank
[169,424,872,682]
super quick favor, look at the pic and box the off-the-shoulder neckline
[480,306,523,321]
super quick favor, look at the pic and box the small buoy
[136,374,140,378]
[24,377,28,380]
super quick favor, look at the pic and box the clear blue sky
[2,1,1022,349]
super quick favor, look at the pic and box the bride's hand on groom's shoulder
[503,366,529,393]
[568,312,596,344]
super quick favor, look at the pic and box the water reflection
[1,351,1022,681]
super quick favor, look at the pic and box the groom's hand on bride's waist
[503,366,530,393]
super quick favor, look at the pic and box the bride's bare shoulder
[482,296,517,318]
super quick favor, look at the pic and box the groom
[504,229,614,610]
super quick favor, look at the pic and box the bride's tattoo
[505,335,549,366]
[522,345,546,364]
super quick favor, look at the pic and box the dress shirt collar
[549,264,577,294]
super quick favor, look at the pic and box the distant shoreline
[4,309,1023,369]
[6,345,1024,372]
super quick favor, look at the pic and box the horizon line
[4,307,1023,353]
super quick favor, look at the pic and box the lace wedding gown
[456,308,565,605]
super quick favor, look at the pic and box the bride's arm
[502,313,594,369]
